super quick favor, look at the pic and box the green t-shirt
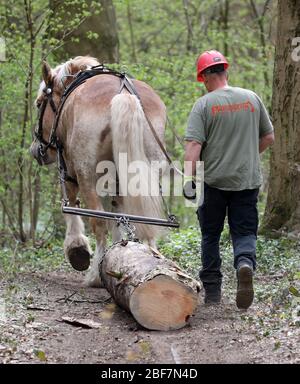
[185,86,273,190]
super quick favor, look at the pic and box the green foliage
[113,0,275,224]
[0,0,100,243]
[158,226,201,276]
[0,0,276,243]
[0,240,66,278]
[158,225,299,327]
[158,225,299,280]
[115,0,274,103]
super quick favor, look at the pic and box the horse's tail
[110,93,164,241]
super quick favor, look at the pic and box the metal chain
[98,218,141,274]
[116,216,137,241]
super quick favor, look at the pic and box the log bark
[100,241,200,331]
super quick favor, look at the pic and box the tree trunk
[17,0,37,242]
[262,0,300,235]
[33,170,41,233]
[101,241,200,331]
[51,0,119,63]
[182,0,194,52]
[223,0,229,57]
[126,0,137,62]
[249,0,271,105]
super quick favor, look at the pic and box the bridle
[34,79,58,157]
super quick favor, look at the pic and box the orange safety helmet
[196,50,229,82]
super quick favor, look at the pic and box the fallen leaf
[26,305,50,311]
[289,286,300,297]
[34,349,47,362]
[106,303,116,311]
[106,270,123,279]
[138,340,151,354]
[99,303,116,320]
[274,341,281,350]
[60,316,102,329]
[126,349,139,361]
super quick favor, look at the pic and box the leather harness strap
[35,65,184,189]
[119,75,181,168]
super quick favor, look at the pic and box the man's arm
[183,140,202,200]
[184,140,202,176]
[259,132,274,153]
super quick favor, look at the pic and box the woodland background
[0,1,299,362]
[0,0,280,243]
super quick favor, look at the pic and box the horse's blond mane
[54,56,100,90]
[36,56,100,102]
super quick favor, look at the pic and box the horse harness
[34,65,179,228]
[35,65,133,172]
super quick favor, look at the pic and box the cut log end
[129,275,198,331]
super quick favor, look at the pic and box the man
[183,50,274,310]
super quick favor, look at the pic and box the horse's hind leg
[77,180,107,288]
[63,182,92,271]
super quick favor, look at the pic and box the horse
[30,56,167,287]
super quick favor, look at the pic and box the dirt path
[0,270,298,364]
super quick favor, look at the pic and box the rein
[34,80,57,154]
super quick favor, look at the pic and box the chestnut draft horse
[30,56,167,287]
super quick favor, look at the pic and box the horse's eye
[36,101,42,109]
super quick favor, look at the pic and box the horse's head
[30,56,100,165]
[30,61,61,165]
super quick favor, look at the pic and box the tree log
[100,241,200,331]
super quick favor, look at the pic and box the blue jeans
[197,183,259,287]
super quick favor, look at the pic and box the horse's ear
[42,61,52,85]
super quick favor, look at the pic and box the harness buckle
[39,143,46,157]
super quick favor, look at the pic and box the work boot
[203,283,221,305]
[236,262,254,310]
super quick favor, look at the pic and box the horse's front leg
[78,181,107,288]
[63,182,92,271]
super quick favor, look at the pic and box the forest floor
[0,258,299,364]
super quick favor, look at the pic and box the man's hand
[183,177,197,200]
[183,140,202,200]
[259,132,275,153]
[183,141,202,201]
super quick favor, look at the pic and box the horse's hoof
[68,246,91,271]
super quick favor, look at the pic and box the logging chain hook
[116,216,137,242]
